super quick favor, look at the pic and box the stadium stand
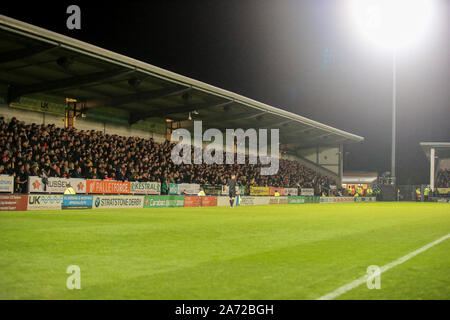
[0,116,336,194]
[0,14,366,199]
[436,169,449,188]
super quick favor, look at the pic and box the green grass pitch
[0,202,449,300]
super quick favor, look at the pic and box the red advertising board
[0,194,28,211]
[201,196,218,207]
[86,180,130,194]
[184,196,201,207]
[269,187,285,195]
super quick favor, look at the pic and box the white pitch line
[316,233,450,300]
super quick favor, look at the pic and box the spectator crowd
[436,169,450,188]
[0,116,335,193]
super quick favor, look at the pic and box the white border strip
[316,233,450,300]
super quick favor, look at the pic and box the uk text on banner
[28,194,63,210]
[143,195,184,208]
[130,181,161,195]
[0,175,14,193]
[28,176,86,194]
[62,195,93,209]
[93,195,144,209]
[249,186,270,196]
[86,180,130,194]
[0,194,28,211]
[301,188,315,196]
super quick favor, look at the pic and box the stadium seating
[0,116,336,193]
[436,169,449,187]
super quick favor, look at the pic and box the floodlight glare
[350,0,433,50]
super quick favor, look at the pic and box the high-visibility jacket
[274,192,280,197]
[64,187,76,195]
[197,190,206,196]
[424,188,430,196]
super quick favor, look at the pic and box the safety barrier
[0,194,377,211]
[1,175,311,199]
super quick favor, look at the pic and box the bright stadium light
[350,0,433,50]
[350,0,435,185]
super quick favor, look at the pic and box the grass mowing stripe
[316,233,450,300]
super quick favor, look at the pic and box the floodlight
[350,0,433,50]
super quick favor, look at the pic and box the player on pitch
[228,174,238,208]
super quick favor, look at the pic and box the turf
[0,202,449,300]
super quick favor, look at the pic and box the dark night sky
[2,0,449,184]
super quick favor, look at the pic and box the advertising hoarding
[143,195,185,208]
[0,175,14,193]
[62,195,93,209]
[130,181,160,195]
[86,180,130,194]
[288,196,305,204]
[93,195,144,209]
[249,186,270,196]
[300,188,314,196]
[28,176,86,193]
[27,194,63,210]
[0,194,28,211]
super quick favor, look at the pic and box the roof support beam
[129,100,233,125]
[8,68,134,102]
[0,45,58,65]
[84,86,191,110]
